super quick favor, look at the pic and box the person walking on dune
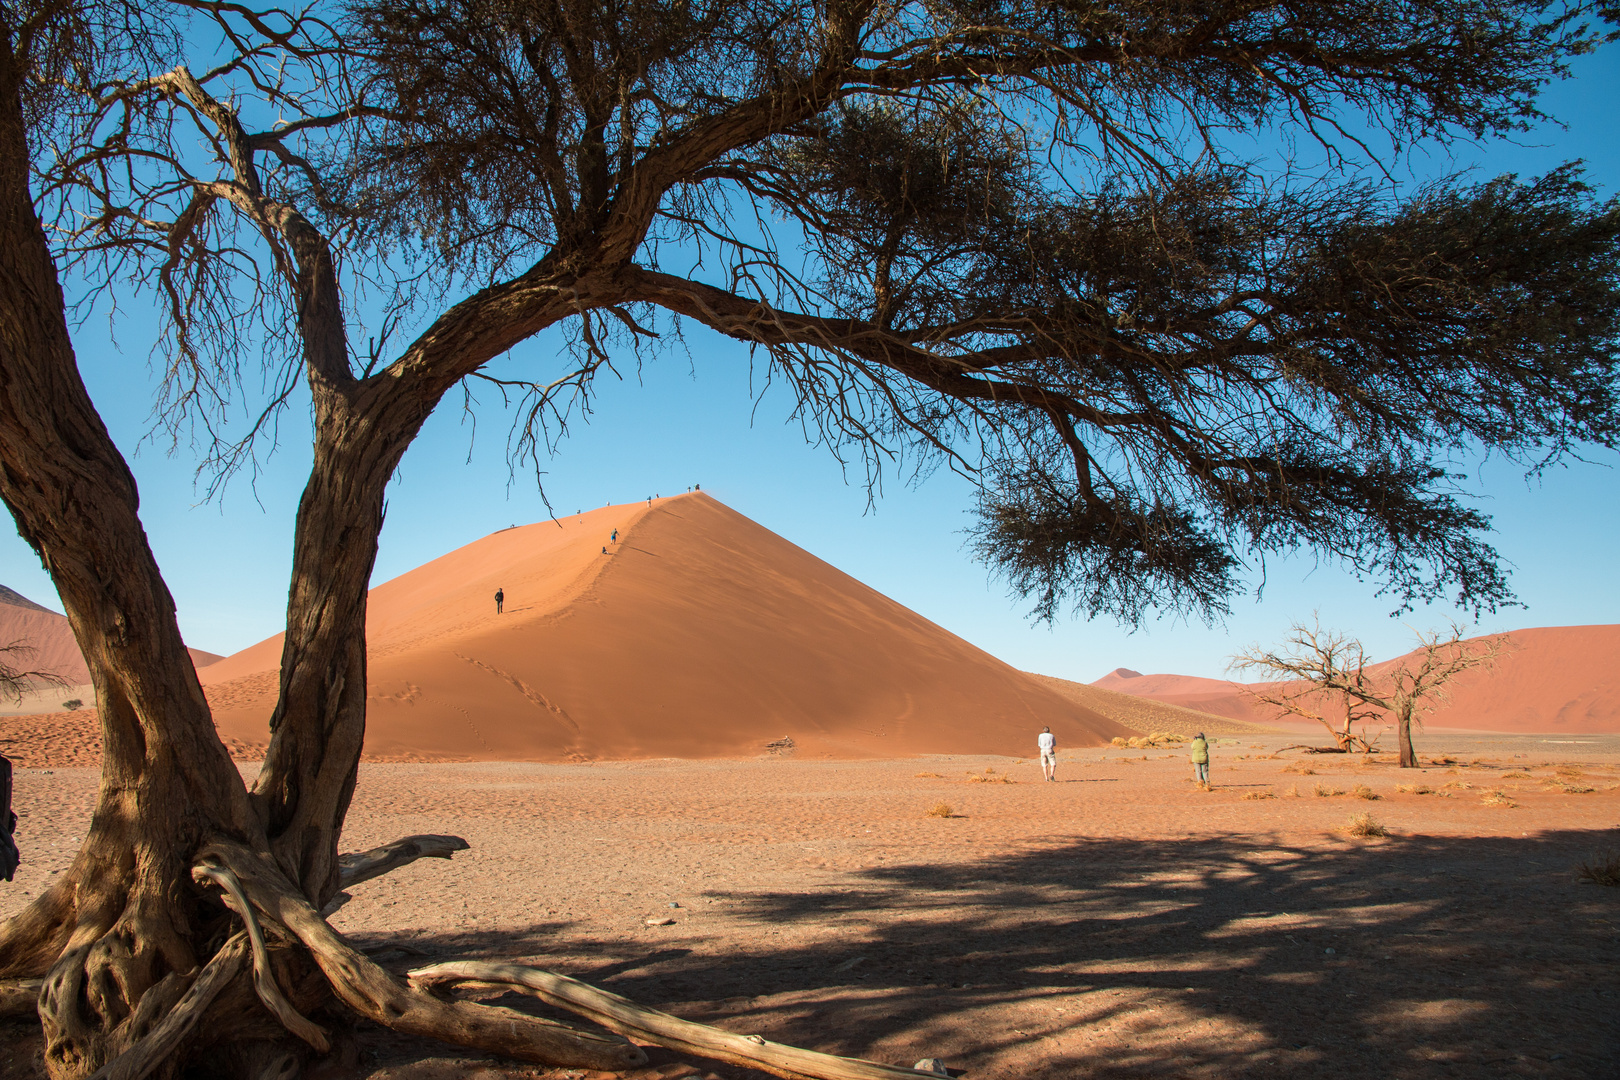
[1190,731,1210,788]
[611,528,618,544]
[1037,726,1057,782]
[494,587,504,615]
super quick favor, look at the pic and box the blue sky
[4,42,1617,683]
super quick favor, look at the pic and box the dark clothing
[494,589,505,614]
[1,753,18,881]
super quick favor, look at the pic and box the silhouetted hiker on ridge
[494,588,504,615]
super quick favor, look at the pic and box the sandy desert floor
[3,733,1618,1079]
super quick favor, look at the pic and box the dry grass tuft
[927,802,954,818]
[1282,784,1300,797]
[1480,790,1518,808]
[968,774,1014,784]
[1441,780,1474,791]
[1575,850,1620,887]
[1313,782,1344,797]
[1351,784,1381,801]
[914,772,943,779]
[1241,790,1277,800]
[1499,771,1532,779]
[1344,812,1388,838]
[1555,765,1585,778]
[1281,765,1316,775]
[1395,784,1434,795]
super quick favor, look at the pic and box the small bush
[1313,783,1343,797]
[1352,784,1381,801]
[62,699,83,711]
[1110,737,1128,747]
[1441,780,1474,791]
[927,802,954,818]
[1241,790,1276,800]
[1395,784,1433,795]
[1345,813,1387,838]
[1499,771,1532,779]
[1576,850,1620,887]
[1281,765,1316,775]
[1282,784,1300,798]
[1480,790,1518,808]
[1555,765,1585,778]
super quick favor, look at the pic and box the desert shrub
[1441,780,1474,790]
[62,699,83,711]
[1110,737,1128,747]
[1345,813,1388,838]
[1282,784,1300,798]
[1282,765,1317,775]
[927,802,953,818]
[915,772,943,778]
[1555,765,1585,777]
[1313,783,1343,797]
[1241,791,1276,800]
[1576,850,1620,887]
[1395,784,1433,795]
[1500,771,1532,779]
[1352,784,1381,801]
[1480,790,1518,807]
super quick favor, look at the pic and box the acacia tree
[1232,622,1386,752]
[1234,621,1510,765]
[3,0,1620,1076]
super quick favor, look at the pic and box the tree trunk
[1396,703,1418,768]
[0,44,261,1077]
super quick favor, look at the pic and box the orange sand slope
[204,493,1131,760]
[1094,625,1620,734]
[1028,673,1276,737]
[1,584,220,690]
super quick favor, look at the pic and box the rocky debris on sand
[765,736,797,756]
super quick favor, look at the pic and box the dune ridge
[1096,624,1620,735]
[205,493,1131,760]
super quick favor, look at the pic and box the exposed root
[198,839,645,1071]
[410,961,928,1080]
[86,934,248,1080]
[193,858,330,1052]
[0,975,44,1018]
[337,835,470,890]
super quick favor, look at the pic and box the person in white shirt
[1037,727,1057,782]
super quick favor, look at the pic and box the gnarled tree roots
[11,835,924,1080]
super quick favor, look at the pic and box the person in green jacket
[1190,732,1210,787]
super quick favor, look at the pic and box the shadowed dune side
[206,493,1130,760]
[1093,624,1620,734]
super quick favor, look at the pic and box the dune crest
[206,493,1130,760]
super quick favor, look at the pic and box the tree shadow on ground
[363,827,1618,1079]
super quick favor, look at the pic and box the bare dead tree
[1,0,1618,1076]
[1231,622,1385,753]
[1234,622,1511,766]
[0,640,67,704]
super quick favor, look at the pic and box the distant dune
[1095,624,1620,735]
[203,493,1131,760]
[1027,674,1276,737]
[0,585,221,704]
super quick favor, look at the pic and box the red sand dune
[203,493,1131,760]
[1095,624,1620,734]
[1,585,221,689]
